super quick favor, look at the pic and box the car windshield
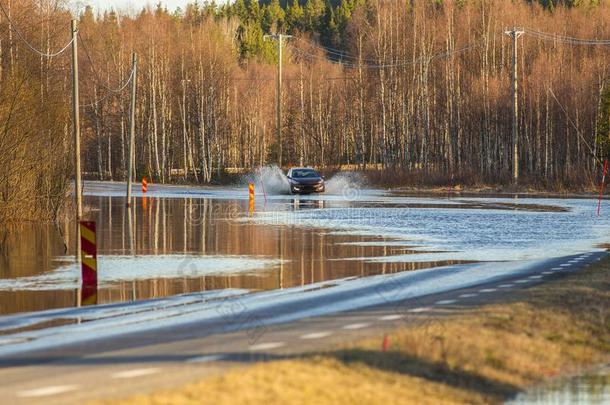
[292,169,319,178]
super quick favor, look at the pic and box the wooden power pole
[265,33,292,168]
[505,28,524,185]
[71,19,82,259]
[126,53,138,207]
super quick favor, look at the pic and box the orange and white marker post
[142,177,148,193]
[249,183,255,201]
[249,183,255,214]
[80,221,98,306]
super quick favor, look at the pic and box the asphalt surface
[0,251,604,404]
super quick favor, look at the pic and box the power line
[547,86,602,166]
[290,40,481,69]
[80,85,122,108]
[523,28,610,46]
[0,1,74,58]
[293,37,380,63]
[80,66,135,108]
[78,31,135,94]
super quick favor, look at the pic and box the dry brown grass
[102,257,610,405]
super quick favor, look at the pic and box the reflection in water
[0,196,463,315]
[507,367,609,404]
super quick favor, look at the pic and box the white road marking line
[186,354,226,363]
[111,368,160,379]
[515,279,531,284]
[528,275,543,279]
[542,271,553,275]
[434,299,457,305]
[559,263,572,267]
[551,267,563,271]
[459,293,477,298]
[499,284,514,288]
[479,288,497,293]
[408,307,431,313]
[379,314,403,321]
[342,323,371,330]
[18,385,78,398]
[300,331,333,340]
[248,342,286,351]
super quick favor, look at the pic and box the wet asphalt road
[0,251,604,404]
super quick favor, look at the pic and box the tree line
[1,0,610,222]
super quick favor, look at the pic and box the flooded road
[0,180,609,315]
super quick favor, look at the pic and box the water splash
[325,171,367,200]
[244,166,367,198]
[244,165,291,195]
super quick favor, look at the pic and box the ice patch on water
[0,255,281,291]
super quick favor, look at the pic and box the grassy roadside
[106,257,610,405]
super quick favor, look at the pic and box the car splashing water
[244,165,367,197]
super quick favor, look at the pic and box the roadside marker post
[249,183,255,214]
[142,177,148,193]
[382,334,389,352]
[249,183,255,201]
[80,221,98,306]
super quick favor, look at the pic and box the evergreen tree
[248,0,263,23]
[263,0,286,33]
[321,2,339,45]
[303,0,325,32]
[233,0,250,22]
[286,0,305,32]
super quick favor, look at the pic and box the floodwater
[0,179,609,315]
[507,366,610,404]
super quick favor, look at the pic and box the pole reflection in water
[0,196,466,315]
[127,204,136,301]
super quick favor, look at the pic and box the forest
[1,0,610,222]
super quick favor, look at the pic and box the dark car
[287,167,325,194]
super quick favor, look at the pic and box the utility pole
[505,28,524,185]
[126,53,138,207]
[71,19,82,259]
[264,33,292,168]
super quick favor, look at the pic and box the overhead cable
[78,31,135,94]
[0,1,74,58]
[524,28,610,46]
[290,40,481,69]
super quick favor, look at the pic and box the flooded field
[0,180,609,315]
[507,366,610,404]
